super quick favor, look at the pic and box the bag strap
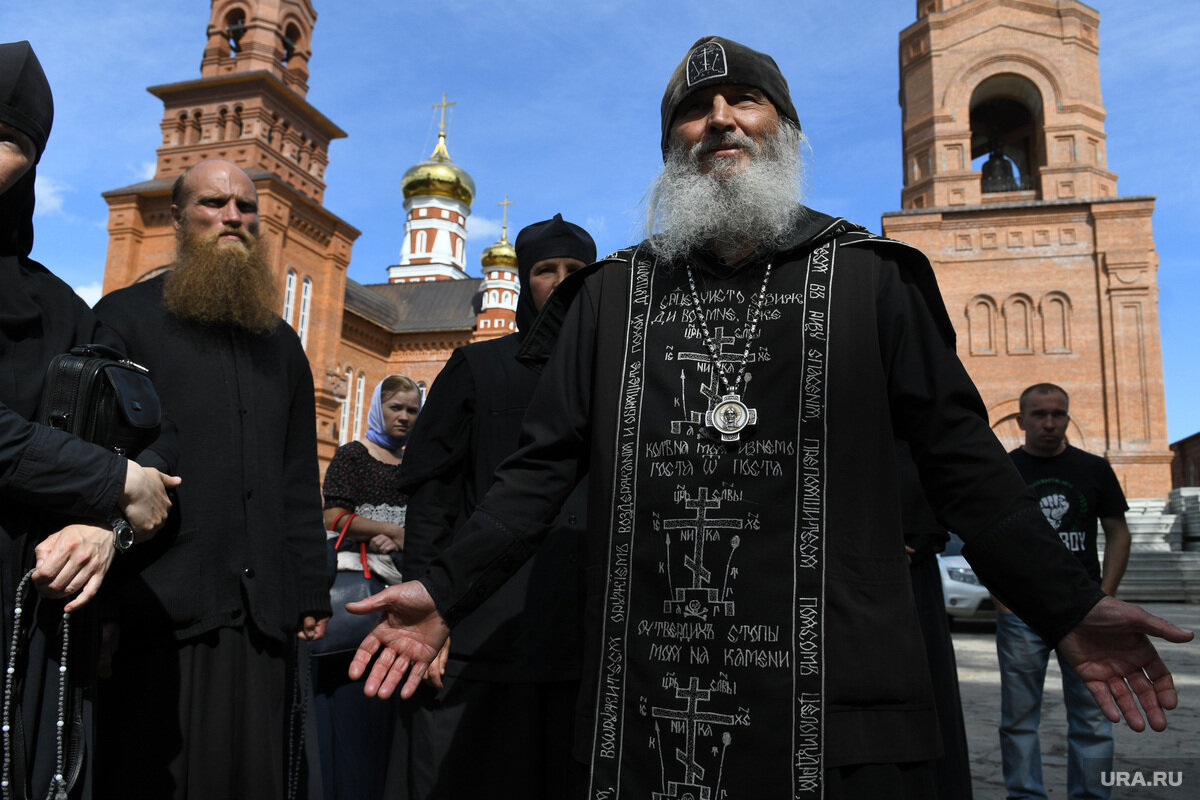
[359,543,372,580]
[330,513,373,580]
[331,512,356,549]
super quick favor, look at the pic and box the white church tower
[390,94,475,282]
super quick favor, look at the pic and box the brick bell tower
[100,0,361,466]
[881,0,1172,498]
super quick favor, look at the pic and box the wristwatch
[111,517,135,553]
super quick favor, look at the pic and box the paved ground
[953,602,1200,799]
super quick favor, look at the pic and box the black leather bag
[311,568,386,658]
[310,512,386,658]
[36,343,161,456]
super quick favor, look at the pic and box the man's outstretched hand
[346,580,450,700]
[1057,596,1194,732]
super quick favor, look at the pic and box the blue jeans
[996,611,1113,799]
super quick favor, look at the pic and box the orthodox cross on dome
[432,93,456,135]
[498,196,514,241]
[430,93,457,159]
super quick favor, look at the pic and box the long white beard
[644,122,806,264]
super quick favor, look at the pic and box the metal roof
[345,277,482,332]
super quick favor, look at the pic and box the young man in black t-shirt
[997,383,1131,800]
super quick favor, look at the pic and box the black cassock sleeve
[400,349,476,579]
[872,246,1103,645]
[417,283,595,626]
[0,401,126,520]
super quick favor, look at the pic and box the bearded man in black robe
[93,159,330,798]
[348,37,1193,800]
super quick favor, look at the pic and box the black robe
[93,275,329,641]
[0,41,145,798]
[414,208,1102,797]
[395,245,588,799]
[401,334,587,683]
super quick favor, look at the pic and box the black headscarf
[514,213,596,331]
[659,35,800,159]
[0,41,58,332]
[0,40,53,259]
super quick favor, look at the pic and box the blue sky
[5,1,1198,441]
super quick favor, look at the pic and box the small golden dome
[401,132,475,205]
[481,231,517,268]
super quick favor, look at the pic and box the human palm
[346,580,450,699]
[1056,596,1192,732]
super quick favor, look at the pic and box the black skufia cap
[659,36,800,159]
[515,213,596,272]
[513,213,596,329]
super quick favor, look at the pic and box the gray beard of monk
[645,121,807,265]
[163,226,281,334]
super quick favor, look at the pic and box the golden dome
[481,230,517,268]
[401,132,475,205]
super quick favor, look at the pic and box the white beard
[644,122,806,264]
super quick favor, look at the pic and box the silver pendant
[705,394,757,442]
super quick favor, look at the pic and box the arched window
[297,277,312,347]
[338,367,352,444]
[224,8,247,53]
[282,23,301,65]
[966,295,997,356]
[415,230,427,254]
[189,111,202,145]
[1040,292,1072,353]
[1003,294,1035,354]
[353,372,366,440]
[230,105,243,139]
[970,74,1044,194]
[282,269,297,323]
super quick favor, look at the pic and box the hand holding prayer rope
[347,580,449,700]
[1057,596,1194,732]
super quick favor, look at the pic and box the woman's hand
[368,523,405,553]
[370,534,398,554]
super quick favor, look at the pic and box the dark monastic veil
[0,40,127,800]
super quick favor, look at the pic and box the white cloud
[136,161,157,181]
[33,174,72,217]
[467,215,502,240]
[74,281,103,307]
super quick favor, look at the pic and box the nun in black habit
[0,40,176,799]
[389,215,595,799]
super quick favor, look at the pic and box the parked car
[937,533,995,623]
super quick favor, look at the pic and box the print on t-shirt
[1029,477,1090,553]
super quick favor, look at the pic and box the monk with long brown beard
[160,160,280,333]
[93,159,331,798]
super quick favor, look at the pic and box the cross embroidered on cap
[686,41,728,86]
[659,35,801,159]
